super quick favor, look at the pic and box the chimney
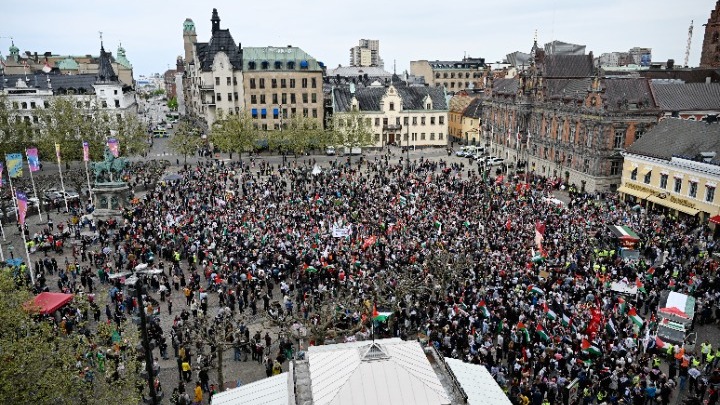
[707,77,712,84]
[34,52,38,62]
[666,59,674,69]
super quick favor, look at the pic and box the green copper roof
[115,45,132,69]
[57,57,79,70]
[183,18,195,32]
[242,47,322,71]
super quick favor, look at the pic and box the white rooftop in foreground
[210,371,291,405]
[308,338,451,405]
[444,358,513,405]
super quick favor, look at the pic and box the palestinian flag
[628,308,644,328]
[543,303,557,320]
[517,322,531,343]
[399,195,407,207]
[372,304,392,322]
[615,297,626,315]
[655,336,666,349]
[478,300,490,318]
[606,318,617,336]
[536,324,550,342]
[636,278,646,293]
[561,314,571,327]
[527,285,544,295]
[534,222,546,248]
[581,338,602,356]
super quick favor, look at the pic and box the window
[311,93,317,103]
[613,129,625,149]
[689,181,698,198]
[102,100,108,108]
[290,79,296,88]
[584,159,590,173]
[430,133,435,140]
[251,95,257,104]
[261,61,269,70]
[259,79,265,89]
[311,78,317,88]
[610,161,620,176]
[421,133,426,140]
[234,92,238,101]
[395,117,401,126]
[282,93,287,104]
[273,108,279,119]
[216,93,222,102]
[412,117,417,125]
[430,117,436,125]
[439,133,444,140]
[644,171,651,184]
[261,108,267,119]
[403,117,409,125]
[375,134,380,142]
[706,186,716,203]
[426,103,431,110]
[421,117,426,125]
[43,101,50,109]
[291,94,296,103]
[227,77,231,86]
[439,116,444,125]
[302,93,308,103]
[114,89,118,95]
[260,94,266,104]
[215,77,220,85]
[281,79,287,88]
[302,108,308,117]
[250,79,256,89]
[273,94,278,104]
[674,178,682,193]
[302,78,308,88]
[233,77,238,85]
[383,118,388,126]
[660,174,668,189]
[375,118,380,126]
[248,61,256,70]
[287,61,295,69]
[557,124,563,140]
[114,100,120,108]
[312,108,318,118]
[630,168,638,180]
[272,79,277,88]
[635,128,644,141]
[389,102,394,111]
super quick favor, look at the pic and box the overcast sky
[1,0,715,76]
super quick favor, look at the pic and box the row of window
[436,82,476,89]
[373,133,444,142]
[251,107,318,119]
[215,77,239,86]
[337,115,445,128]
[249,93,318,105]
[247,61,309,71]
[434,72,482,79]
[248,77,317,89]
[12,99,120,109]
[630,168,716,202]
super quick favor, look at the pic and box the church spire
[96,39,118,83]
[211,8,221,34]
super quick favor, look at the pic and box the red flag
[505,218,512,231]
[372,304,379,319]
[581,338,591,350]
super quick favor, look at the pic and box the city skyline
[0,0,715,76]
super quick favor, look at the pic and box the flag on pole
[478,300,490,318]
[561,313,571,327]
[107,138,119,157]
[42,60,52,74]
[535,222,546,249]
[536,324,550,342]
[55,143,61,161]
[372,304,391,323]
[17,190,28,225]
[0,162,3,187]
[628,308,644,328]
[6,153,23,178]
[26,148,40,172]
[543,302,557,320]
[615,297,627,315]
[606,318,617,336]
[581,338,601,355]
[82,141,90,162]
[655,336,666,349]
[527,285,544,295]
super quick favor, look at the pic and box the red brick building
[700,0,720,68]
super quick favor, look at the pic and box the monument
[91,147,129,218]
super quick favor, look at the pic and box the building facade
[0,41,134,86]
[700,0,720,68]
[349,39,382,68]
[182,9,244,127]
[242,46,324,130]
[332,81,448,148]
[483,45,659,192]
[410,57,486,93]
[447,91,483,144]
[0,43,138,123]
[620,119,720,219]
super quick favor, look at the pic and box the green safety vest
[692,358,700,367]
[707,352,715,362]
[702,343,712,353]
[653,358,661,367]
[597,391,606,400]
[667,345,674,356]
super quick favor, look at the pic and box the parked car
[44,188,80,204]
[486,157,505,166]
[455,147,468,157]
[326,147,336,156]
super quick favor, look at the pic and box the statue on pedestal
[91,147,127,184]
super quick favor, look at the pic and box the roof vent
[361,343,389,361]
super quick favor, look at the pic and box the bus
[153,129,168,138]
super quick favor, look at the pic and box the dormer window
[248,61,256,70]
[426,103,431,109]
[274,61,282,69]
[261,61,269,70]
[287,61,295,69]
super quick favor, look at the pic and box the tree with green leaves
[0,271,143,404]
[334,109,375,161]
[270,114,323,160]
[167,97,178,111]
[168,121,201,164]
[209,110,259,160]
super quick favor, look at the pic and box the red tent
[710,215,720,225]
[29,292,74,315]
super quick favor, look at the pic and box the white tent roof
[211,372,290,405]
[444,358,512,405]
[308,338,451,405]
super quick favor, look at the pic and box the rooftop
[626,118,720,163]
[243,46,323,71]
[333,83,447,113]
[650,82,720,111]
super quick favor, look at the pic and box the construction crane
[684,20,694,67]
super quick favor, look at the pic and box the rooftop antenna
[684,20,694,67]
[99,31,103,47]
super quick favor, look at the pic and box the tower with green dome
[183,18,197,64]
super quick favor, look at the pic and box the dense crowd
[21,152,720,405]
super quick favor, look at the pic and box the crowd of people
[18,150,720,404]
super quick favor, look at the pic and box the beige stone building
[448,91,483,144]
[242,47,324,130]
[332,81,448,148]
[620,119,720,219]
[410,57,486,93]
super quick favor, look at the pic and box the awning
[27,292,73,315]
[709,215,720,224]
[608,225,640,240]
[617,186,651,200]
[647,195,700,216]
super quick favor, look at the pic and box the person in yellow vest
[652,355,661,368]
[713,348,720,368]
[706,349,715,366]
[692,356,701,368]
[666,343,674,359]
[701,341,712,364]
